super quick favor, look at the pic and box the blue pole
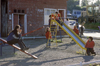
[60,29,62,42]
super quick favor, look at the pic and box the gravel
[0,38,100,66]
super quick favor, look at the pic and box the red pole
[22,26,44,36]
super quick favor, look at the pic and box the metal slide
[51,20,86,50]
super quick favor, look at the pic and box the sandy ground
[0,37,100,66]
[84,31,100,38]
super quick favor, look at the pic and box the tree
[67,0,82,13]
[82,0,88,6]
[94,0,100,5]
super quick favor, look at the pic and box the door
[58,9,66,22]
[14,14,19,28]
[59,10,64,21]
[13,14,26,34]
[19,15,24,34]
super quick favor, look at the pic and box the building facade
[1,0,68,37]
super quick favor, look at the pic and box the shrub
[84,23,100,30]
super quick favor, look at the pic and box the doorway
[19,15,24,34]
[58,9,66,22]
[58,9,66,35]
[12,14,27,34]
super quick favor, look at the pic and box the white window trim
[44,8,66,25]
[44,8,57,25]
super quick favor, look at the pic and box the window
[14,9,17,13]
[77,12,81,14]
[74,12,76,14]
[46,10,50,15]
[51,10,55,14]
[44,8,57,25]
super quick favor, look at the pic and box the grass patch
[52,40,62,43]
[84,23,100,30]
[56,40,62,43]
[84,64,100,66]
[14,52,17,55]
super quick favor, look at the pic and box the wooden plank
[0,38,38,59]
[22,26,44,36]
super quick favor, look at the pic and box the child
[85,37,96,56]
[71,26,79,41]
[73,25,79,35]
[7,25,29,51]
[45,27,52,48]
[55,12,63,25]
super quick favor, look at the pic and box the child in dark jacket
[85,37,96,56]
[45,27,52,48]
[7,25,29,51]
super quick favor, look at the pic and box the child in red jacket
[73,25,79,35]
[71,26,79,41]
[85,37,96,56]
[45,27,52,48]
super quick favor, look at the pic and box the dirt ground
[0,37,100,66]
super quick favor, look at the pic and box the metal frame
[51,19,86,50]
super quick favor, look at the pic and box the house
[67,11,73,19]
[72,10,81,19]
[0,0,68,37]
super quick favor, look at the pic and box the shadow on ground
[0,55,94,66]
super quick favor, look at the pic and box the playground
[1,0,100,66]
[0,5,100,66]
[0,19,100,66]
[0,30,100,66]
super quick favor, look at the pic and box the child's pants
[7,39,27,50]
[86,48,96,55]
[46,39,51,47]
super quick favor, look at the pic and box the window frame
[44,8,57,25]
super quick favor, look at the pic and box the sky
[88,0,98,5]
[79,0,98,6]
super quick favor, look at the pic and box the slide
[51,20,86,50]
